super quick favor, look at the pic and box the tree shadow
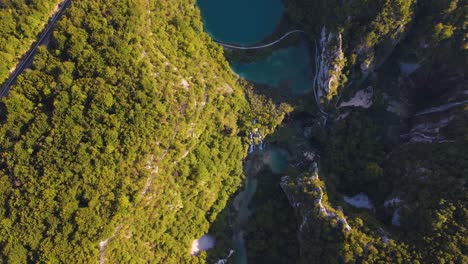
[206,168,300,264]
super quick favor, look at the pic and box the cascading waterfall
[248,121,265,153]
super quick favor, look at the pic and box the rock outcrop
[280,161,353,260]
[314,27,346,101]
[280,162,351,233]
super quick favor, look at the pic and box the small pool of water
[197,0,284,45]
[231,43,313,95]
[266,147,289,174]
[197,2,311,263]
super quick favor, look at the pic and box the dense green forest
[287,0,465,98]
[307,112,468,263]
[0,0,61,83]
[0,0,466,263]
[0,0,288,262]
[280,0,468,263]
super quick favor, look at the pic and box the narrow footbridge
[216,30,305,50]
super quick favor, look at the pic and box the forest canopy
[0,0,61,83]
[0,0,290,262]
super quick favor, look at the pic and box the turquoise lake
[231,43,313,94]
[197,1,311,263]
[197,0,284,45]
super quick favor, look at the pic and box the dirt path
[99,90,190,263]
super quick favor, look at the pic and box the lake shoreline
[197,0,318,262]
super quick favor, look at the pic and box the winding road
[0,0,72,98]
[216,30,304,50]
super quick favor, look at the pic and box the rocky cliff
[282,0,467,262]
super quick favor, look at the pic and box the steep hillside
[0,0,63,84]
[0,0,287,263]
[280,0,467,263]
[0,0,465,263]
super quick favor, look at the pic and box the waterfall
[247,121,266,153]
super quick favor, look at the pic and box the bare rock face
[402,115,457,143]
[280,161,352,261]
[314,27,346,100]
[402,70,468,143]
[339,87,374,109]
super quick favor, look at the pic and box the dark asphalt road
[0,0,72,98]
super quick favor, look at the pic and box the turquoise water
[234,238,247,264]
[232,177,257,264]
[197,1,309,263]
[231,147,288,264]
[231,44,313,94]
[267,147,289,174]
[197,0,284,45]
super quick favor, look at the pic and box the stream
[197,0,313,263]
[231,146,289,264]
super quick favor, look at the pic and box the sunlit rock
[343,193,374,210]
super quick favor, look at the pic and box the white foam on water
[191,234,216,255]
